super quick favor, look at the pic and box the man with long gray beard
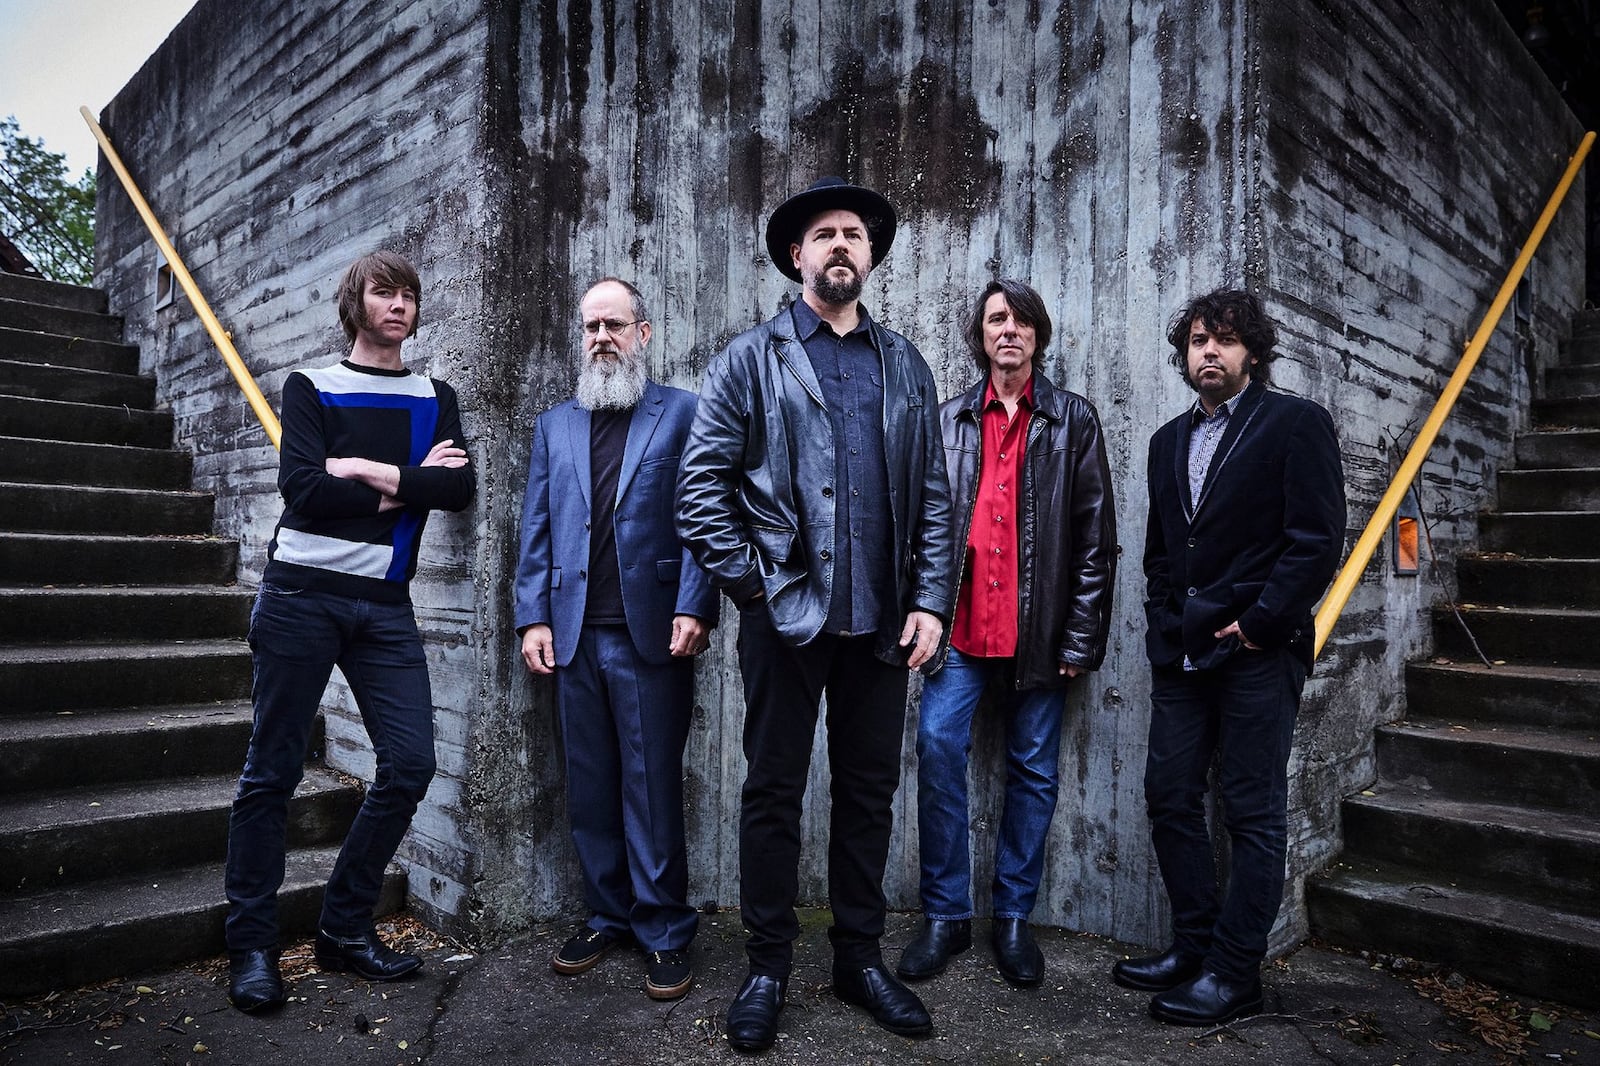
[513,277,718,1000]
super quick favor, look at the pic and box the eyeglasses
[582,318,641,336]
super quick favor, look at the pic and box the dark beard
[812,268,863,306]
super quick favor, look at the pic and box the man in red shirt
[898,279,1116,986]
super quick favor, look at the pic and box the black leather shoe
[897,918,972,980]
[227,948,285,1012]
[314,927,423,981]
[726,972,787,1053]
[1111,945,1203,992]
[832,963,933,1037]
[1149,970,1263,1026]
[991,918,1044,987]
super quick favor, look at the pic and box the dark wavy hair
[1165,288,1277,388]
[337,250,422,342]
[965,278,1053,373]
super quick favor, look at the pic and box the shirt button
[822,486,834,497]
[820,549,833,561]
[1187,586,1198,596]
[992,580,1001,588]
[995,515,1004,522]
[999,452,1006,460]
[993,547,1002,554]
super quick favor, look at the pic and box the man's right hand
[521,624,556,675]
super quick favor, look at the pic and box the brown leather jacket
[934,370,1117,688]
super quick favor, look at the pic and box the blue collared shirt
[793,299,893,635]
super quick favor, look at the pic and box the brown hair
[965,278,1053,374]
[337,250,422,342]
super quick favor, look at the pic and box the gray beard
[575,351,649,411]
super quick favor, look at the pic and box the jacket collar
[1175,377,1268,522]
[955,368,1064,423]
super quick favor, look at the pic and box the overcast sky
[1,0,198,179]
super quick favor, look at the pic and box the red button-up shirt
[950,377,1033,658]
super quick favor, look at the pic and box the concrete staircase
[1308,308,1600,1007]
[0,273,399,998]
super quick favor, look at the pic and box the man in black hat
[678,177,955,1051]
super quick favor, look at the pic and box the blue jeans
[1144,647,1306,981]
[916,648,1067,921]
[224,584,436,951]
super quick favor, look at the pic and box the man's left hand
[1214,620,1261,649]
[899,611,943,670]
[670,615,710,657]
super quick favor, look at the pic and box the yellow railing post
[79,106,282,450]
[1313,130,1595,657]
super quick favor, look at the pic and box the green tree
[0,116,95,285]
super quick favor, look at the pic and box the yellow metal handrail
[79,106,282,450]
[1314,130,1595,657]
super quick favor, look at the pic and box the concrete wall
[94,0,498,930]
[95,0,1586,949]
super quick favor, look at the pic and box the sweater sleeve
[395,379,476,512]
[277,372,386,518]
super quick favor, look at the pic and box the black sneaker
[645,949,693,1000]
[552,926,620,975]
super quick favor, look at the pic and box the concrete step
[1544,364,1600,399]
[0,846,406,998]
[0,769,359,894]
[0,434,192,489]
[0,639,252,714]
[1306,859,1600,1008]
[1496,467,1600,510]
[0,394,172,449]
[0,274,107,315]
[1405,660,1600,730]
[0,586,253,643]
[1478,511,1600,557]
[1432,603,1600,666]
[0,531,239,586]
[1374,716,1600,815]
[0,357,154,408]
[0,702,266,792]
[1565,312,1600,364]
[1534,396,1600,428]
[1456,555,1600,608]
[0,296,124,344]
[1514,428,1600,469]
[1339,785,1600,915]
[0,325,139,374]
[0,481,215,535]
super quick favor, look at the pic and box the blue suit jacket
[1143,379,1346,673]
[514,380,719,667]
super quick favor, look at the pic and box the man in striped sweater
[224,250,474,1013]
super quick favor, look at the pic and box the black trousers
[1143,647,1306,981]
[735,605,910,976]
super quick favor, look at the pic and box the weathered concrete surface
[2,909,1591,1065]
[91,0,1586,958]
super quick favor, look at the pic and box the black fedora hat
[764,176,897,283]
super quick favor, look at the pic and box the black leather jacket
[934,371,1117,689]
[677,304,955,669]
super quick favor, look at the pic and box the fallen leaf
[193,1042,208,1053]
[398,1040,409,1050]
[1530,1012,1553,1032]
[135,986,155,994]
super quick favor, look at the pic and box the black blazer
[1143,379,1346,672]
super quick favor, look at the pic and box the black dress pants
[735,605,910,976]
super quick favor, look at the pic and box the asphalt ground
[2,909,1593,1065]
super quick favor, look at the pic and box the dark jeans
[915,648,1067,921]
[557,624,697,951]
[225,584,436,952]
[736,605,910,976]
[1144,648,1305,982]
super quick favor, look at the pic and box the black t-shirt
[584,408,630,625]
